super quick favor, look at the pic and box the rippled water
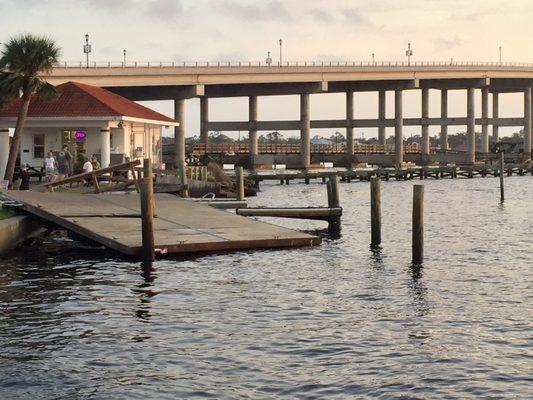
[1,176,532,399]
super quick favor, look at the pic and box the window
[34,133,45,158]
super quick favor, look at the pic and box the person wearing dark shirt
[19,165,30,191]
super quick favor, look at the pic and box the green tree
[266,131,283,142]
[329,131,345,143]
[0,34,60,183]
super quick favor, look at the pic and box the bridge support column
[346,91,354,163]
[492,93,499,147]
[421,88,430,156]
[249,96,258,166]
[200,97,209,146]
[174,98,185,165]
[481,88,489,154]
[100,128,111,168]
[524,86,532,159]
[300,93,311,169]
[467,88,476,164]
[378,90,386,148]
[440,89,448,150]
[0,128,9,180]
[394,89,403,167]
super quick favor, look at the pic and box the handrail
[52,60,533,69]
[189,143,434,155]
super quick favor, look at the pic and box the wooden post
[140,159,155,263]
[235,166,245,201]
[328,175,340,208]
[499,151,504,202]
[370,176,381,247]
[177,159,188,198]
[327,175,341,232]
[412,185,424,264]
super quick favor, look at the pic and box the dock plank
[4,191,320,256]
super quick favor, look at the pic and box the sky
[1,0,532,139]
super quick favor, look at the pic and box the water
[1,176,532,399]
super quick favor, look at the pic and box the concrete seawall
[0,216,45,256]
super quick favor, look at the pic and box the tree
[0,34,60,183]
[329,131,345,143]
[266,131,283,142]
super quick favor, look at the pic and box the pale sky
[1,0,532,138]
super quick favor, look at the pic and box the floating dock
[3,191,320,256]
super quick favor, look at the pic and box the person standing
[57,145,73,178]
[43,151,57,182]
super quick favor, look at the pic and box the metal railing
[53,60,533,69]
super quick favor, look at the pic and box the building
[0,82,178,177]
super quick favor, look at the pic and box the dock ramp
[4,192,321,256]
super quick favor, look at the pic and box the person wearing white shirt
[44,151,57,182]
[83,159,93,174]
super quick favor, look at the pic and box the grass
[0,206,14,220]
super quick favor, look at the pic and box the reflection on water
[0,176,531,399]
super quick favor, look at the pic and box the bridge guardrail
[53,60,533,69]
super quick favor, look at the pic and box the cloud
[309,9,335,23]
[218,0,291,22]
[342,8,369,25]
[145,0,183,20]
[433,35,462,49]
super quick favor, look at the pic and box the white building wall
[20,127,61,167]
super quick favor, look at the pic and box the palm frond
[0,34,61,76]
[35,80,58,100]
[0,71,24,107]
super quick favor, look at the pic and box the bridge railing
[190,143,431,155]
[53,60,533,69]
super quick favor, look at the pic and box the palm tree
[0,34,60,184]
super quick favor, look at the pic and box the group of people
[10,145,102,191]
[43,145,100,183]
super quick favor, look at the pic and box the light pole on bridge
[123,49,127,66]
[372,53,375,65]
[266,51,272,66]
[499,45,502,65]
[83,34,92,69]
[279,39,283,67]
[405,42,413,66]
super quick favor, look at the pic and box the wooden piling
[327,175,341,231]
[177,160,189,198]
[370,176,381,247]
[412,185,424,264]
[235,166,245,201]
[499,151,505,202]
[140,159,155,262]
[327,175,340,208]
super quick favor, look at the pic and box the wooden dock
[247,163,533,184]
[3,191,320,256]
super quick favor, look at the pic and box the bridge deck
[4,192,320,256]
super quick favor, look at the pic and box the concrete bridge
[47,61,533,168]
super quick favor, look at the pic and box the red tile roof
[0,81,176,124]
